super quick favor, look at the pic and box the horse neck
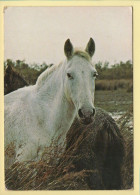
[36,63,65,98]
[35,63,76,139]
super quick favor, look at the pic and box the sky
[4,7,132,66]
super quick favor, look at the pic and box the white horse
[4,38,98,166]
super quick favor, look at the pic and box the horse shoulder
[4,87,35,144]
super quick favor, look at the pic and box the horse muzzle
[78,107,95,125]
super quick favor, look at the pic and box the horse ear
[6,64,12,73]
[85,38,95,58]
[64,39,74,59]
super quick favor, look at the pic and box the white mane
[36,62,63,87]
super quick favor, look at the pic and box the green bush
[95,60,133,80]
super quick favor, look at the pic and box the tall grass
[95,79,133,92]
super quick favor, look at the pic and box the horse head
[4,64,28,95]
[64,38,98,125]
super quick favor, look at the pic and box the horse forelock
[73,49,91,62]
[36,62,63,87]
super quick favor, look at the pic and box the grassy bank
[95,89,133,113]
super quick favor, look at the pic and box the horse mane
[36,49,92,87]
[36,62,63,87]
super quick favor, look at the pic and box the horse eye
[67,73,73,79]
[93,72,98,78]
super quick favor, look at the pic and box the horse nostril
[78,109,84,118]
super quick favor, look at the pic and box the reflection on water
[110,111,133,132]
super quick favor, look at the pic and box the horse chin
[78,118,94,125]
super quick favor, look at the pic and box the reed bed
[5,139,93,190]
[95,79,133,92]
[117,105,133,189]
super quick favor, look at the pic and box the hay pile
[5,107,133,190]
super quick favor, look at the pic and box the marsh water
[95,89,133,128]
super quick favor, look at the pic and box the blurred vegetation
[4,59,133,91]
[95,79,133,92]
[95,60,133,91]
[4,59,53,85]
[95,60,133,80]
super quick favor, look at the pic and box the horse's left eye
[67,73,73,79]
[93,72,98,78]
